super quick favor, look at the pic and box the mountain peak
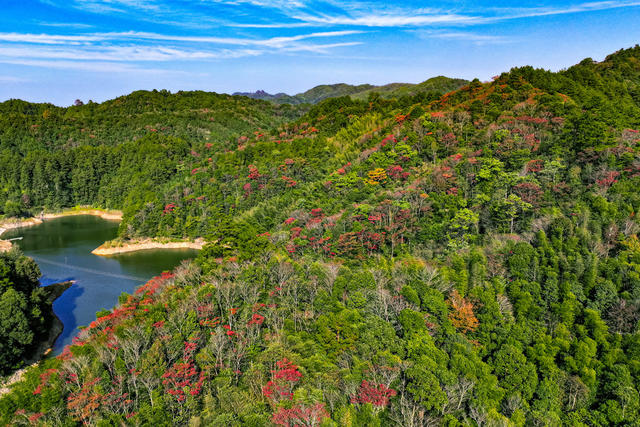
[233,77,469,105]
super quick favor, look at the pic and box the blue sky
[1,0,639,105]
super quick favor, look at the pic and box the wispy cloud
[35,22,94,29]
[280,41,362,53]
[107,30,363,47]
[0,75,30,83]
[243,0,640,28]
[496,1,640,19]
[200,0,307,8]
[0,33,105,45]
[65,0,162,13]
[0,45,262,62]
[229,22,312,28]
[9,0,638,71]
[291,12,484,27]
[37,0,640,31]
[0,59,167,73]
[413,30,512,46]
[0,30,362,46]
[0,29,361,65]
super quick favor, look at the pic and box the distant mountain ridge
[234,76,469,104]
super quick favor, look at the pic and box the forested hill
[235,83,376,104]
[234,76,469,104]
[1,45,640,425]
[0,90,301,153]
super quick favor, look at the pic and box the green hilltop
[234,75,469,104]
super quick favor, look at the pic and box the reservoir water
[2,215,198,352]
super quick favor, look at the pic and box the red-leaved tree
[272,403,329,427]
[262,358,303,404]
[351,380,397,413]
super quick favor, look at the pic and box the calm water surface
[3,215,197,352]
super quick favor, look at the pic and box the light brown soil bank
[0,217,43,252]
[92,238,205,256]
[0,208,123,238]
[0,240,12,253]
[41,208,122,222]
[0,217,43,237]
[0,366,31,397]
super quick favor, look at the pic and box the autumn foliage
[351,380,397,408]
[262,358,303,403]
[271,403,329,427]
[447,290,479,334]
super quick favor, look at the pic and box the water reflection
[3,215,197,352]
[53,283,84,348]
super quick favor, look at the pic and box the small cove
[2,215,198,352]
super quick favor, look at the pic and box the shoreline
[41,209,122,222]
[27,281,73,364]
[0,207,123,238]
[92,238,205,256]
[0,217,43,238]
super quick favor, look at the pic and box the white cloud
[37,0,640,30]
[413,30,511,45]
[36,22,95,29]
[291,12,484,27]
[228,22,312,28]
[0,45,265,62]
[498,1,640,19]
[0,59,154,73]
[0,30,363,65]
[199,0,307,7]
[280,41,362,53]
[0,33,104,45]
[0,29,361,47]
[14,0,639,72]
[68,0,161,13]
[278,1,640,28]
[105,29,363,47]
[0,75,30,83]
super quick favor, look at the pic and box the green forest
[1,45,640,425]
[233,76,469,104]
[0,250,57,375]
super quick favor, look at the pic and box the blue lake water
[2,215,198,352]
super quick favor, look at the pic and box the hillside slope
[0,90,301,153]
[1,45,640,426]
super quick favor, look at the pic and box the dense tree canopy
[1,45,640,425]
[0,250,48,375]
